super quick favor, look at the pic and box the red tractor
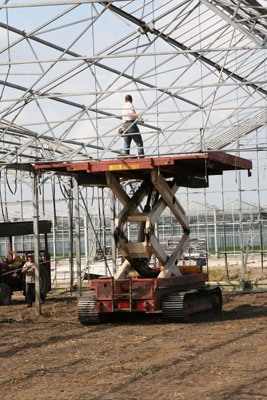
[0,221,51,305]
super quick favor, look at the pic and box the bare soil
[208,265,267,286]
[1,291,267,400]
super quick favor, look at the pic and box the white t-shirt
[122,102,136,123]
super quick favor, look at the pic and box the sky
[0,0,266,211]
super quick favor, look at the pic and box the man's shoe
[117,153,131,159]
[26,304,32,308]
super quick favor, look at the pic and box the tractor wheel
[0,284,12,305]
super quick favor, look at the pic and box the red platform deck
[35,152,252,188]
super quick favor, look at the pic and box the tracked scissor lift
[36,152,252,323]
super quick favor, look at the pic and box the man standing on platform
[119,94,144,157]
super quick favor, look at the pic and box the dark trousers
[26,283,35,305]
[122,123,144,156]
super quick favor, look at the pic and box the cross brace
[106,171,190,279]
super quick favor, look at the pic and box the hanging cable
[91,186,95,206]
[0,172,6,221]
[5,169,17,196]
[3,170,9,221]
[80,190,112,276]
[58,175,72,199]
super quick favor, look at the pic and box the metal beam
[0,77,159,134]
[151,171,189,231]
[201,0,263,47]
[32,172,41,315]
[109,191,117,276]
[0,22,200,109]
[115,180,149,230]
[158,234,190,278]
[147,233,168,266]
[0,80,119,153]
[103,2,267,98]
[68,179,74,293]
[0,0,125,7]
[74,177,81,298]
[149,179,180,226]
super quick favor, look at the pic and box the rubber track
[78,294,100,325]
[162,293,185,321]
[162,287,222,322]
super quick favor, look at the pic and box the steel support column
[74,177,81,298]
[110,191,117,276]
[32,172,41,315]
[68,178,74,293]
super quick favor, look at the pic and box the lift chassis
[78,161,222,324]
[37,153,251,323]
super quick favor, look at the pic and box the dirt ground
[208,264,267,284]
[1,291,267,400]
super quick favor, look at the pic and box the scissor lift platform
[36,153,252,323]
[36,152,251,187]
